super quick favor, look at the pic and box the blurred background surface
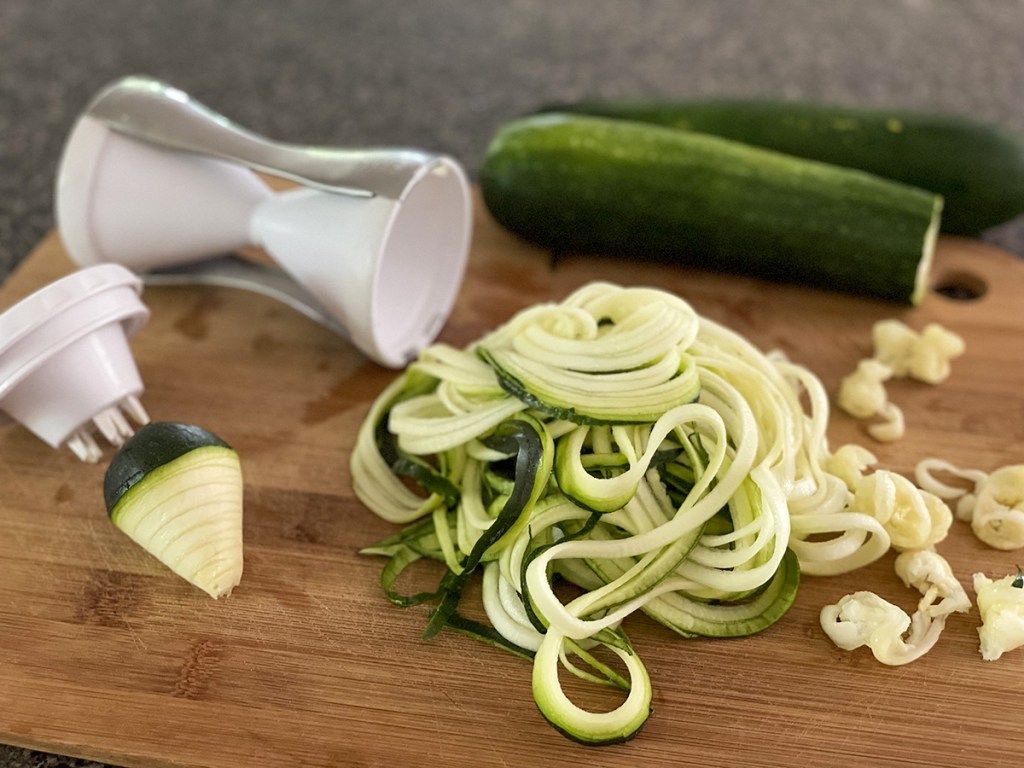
[2,1,1023,765]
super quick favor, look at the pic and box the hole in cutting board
[932,270,987,301]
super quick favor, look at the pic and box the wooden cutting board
[2,194,1024,768]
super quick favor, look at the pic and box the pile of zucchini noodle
[351,282,889,745]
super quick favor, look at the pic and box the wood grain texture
[2,193,1023,768]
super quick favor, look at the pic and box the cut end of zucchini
[105,422,244,599]
[913,197,944,306]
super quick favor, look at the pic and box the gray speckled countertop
[2,1,1023,766]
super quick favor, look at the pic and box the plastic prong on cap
[121,394,149,426]
[67,430,103,463]
[93,405,132,446]
[79,396,152,461]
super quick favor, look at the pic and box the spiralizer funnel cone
[55,76,473,367]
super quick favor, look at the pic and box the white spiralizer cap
[0,264,151,462]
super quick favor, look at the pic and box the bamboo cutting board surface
[2,194,1024,768]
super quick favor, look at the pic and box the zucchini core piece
[104,422,244,599]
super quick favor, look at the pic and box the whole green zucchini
[539,99,1024,235]
[480,113,942,304]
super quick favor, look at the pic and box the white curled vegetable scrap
[838,359,893,420]
[836,359,905,442]
[916,460,1024,550]
[973,570,1024,661]
[872,319,965,384]
[866,402,905,444]
[970,466,1024,550]
[871,319,919,377]
[909,324,966,384]
[852,470,953,552]
[820,592,914,662]
[820,550,970,665]
[823,444,877,493]
[896,549,971,616]
[838,319,964,443]
[914,457,989,520]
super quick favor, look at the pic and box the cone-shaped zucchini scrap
[104,422,244,598]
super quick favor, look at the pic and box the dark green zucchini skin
[480,114,941,304]
[103,422,232,513]
[538,99,1024,235]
